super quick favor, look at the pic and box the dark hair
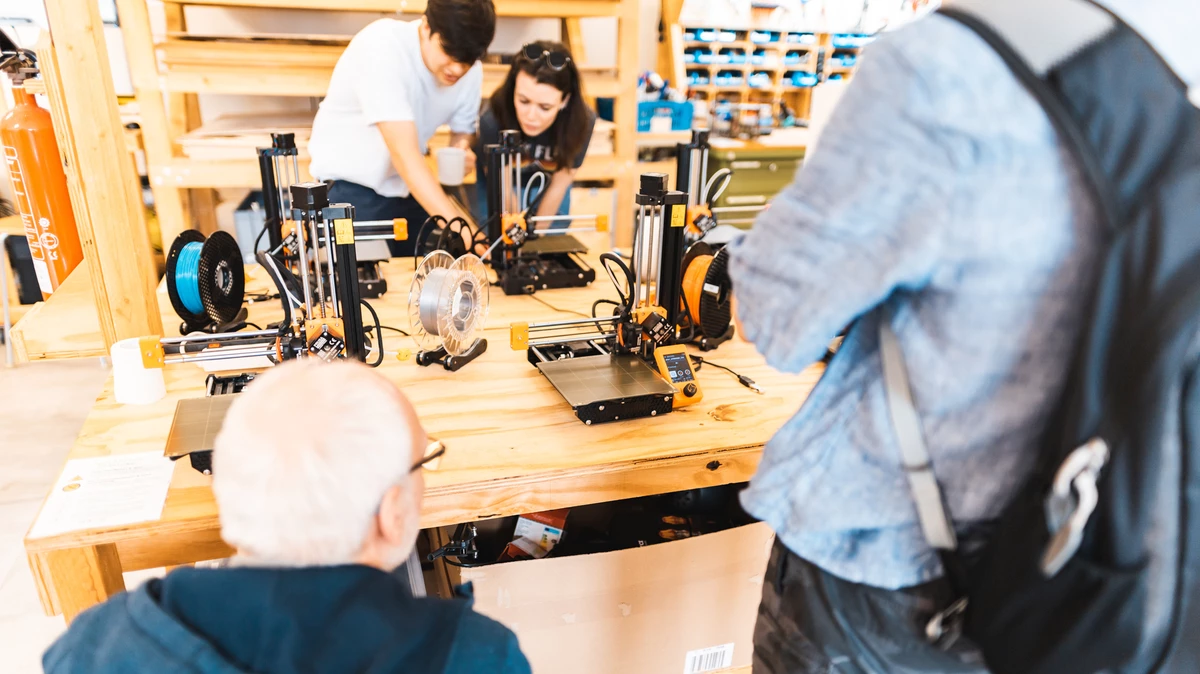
[425,0,496,65]
[489,41,591,170]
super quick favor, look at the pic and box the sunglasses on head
[521,43,571,71]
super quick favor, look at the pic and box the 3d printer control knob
[684,383,698,397]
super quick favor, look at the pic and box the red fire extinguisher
[1,50,83,296]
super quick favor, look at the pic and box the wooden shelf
[159,40,621,97]
[9,261,107,363]
[119,0,641,250]
[166,0,624,16]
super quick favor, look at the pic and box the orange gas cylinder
[1,86,83,295]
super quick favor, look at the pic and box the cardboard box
[444,522,775,674]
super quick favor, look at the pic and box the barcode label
[683,643,734,673]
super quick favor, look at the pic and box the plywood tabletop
[24,233,821,558]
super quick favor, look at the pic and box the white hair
[212,359,418,566]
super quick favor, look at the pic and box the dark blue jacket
[43,564,531,674]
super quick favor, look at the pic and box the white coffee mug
[111,337,166,405]
[436,147,466,187]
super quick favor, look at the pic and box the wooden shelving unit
[114,0,640,247]
[660,0,870,126]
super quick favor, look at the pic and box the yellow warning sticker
[334,218,355,245]
[669,204,685,228]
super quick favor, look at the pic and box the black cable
[598,252,633,309]
[529,294,588,318]
[413,215,447,269]
[254,220,269,255]
[244,322,263,330]
[690,354,763,394]
[378,325,410,336]
[591,298,621,318]
[360,299,384,367]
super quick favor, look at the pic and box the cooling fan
[165,231,247,334]
[408,250,490,371]
[680,242,735,351]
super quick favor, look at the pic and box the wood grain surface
[24,233,822,618]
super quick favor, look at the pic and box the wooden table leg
[44,544,126,623]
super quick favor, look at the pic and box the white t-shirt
[308,19,482,197]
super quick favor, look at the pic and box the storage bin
[636,100,695,132]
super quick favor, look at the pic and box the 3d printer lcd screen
[662,353,694,383]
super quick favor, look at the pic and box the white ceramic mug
[436,147,466,187]
[111,337,166,405]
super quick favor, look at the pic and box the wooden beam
[562,18,587,63]
[613,0,640,247]
[43,544,125,623]
[42,0,159,348]
[115,0,189,250]
[165,0,621,16]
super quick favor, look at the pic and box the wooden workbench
[24,236,822,622]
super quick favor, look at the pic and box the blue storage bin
[696,29,718,42]
[750,48,767,66]
[831,33,874,49]
[748,71,772,88]
[749,30,780,44]
[786,71,818,88]
[787,32,817,45]
[637,101,695,132]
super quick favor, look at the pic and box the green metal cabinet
[710,146,805,227]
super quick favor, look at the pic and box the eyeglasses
[410,440,446,473]
[521,43,571,71]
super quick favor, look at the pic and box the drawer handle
[727,195,767,205]
[730,161,761,169]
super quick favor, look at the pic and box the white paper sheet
[28,452,177,539]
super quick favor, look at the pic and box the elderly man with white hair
[44,360,531,674]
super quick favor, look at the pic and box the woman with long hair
[474,41,596,228]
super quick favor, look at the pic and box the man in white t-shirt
[309,0,495,256]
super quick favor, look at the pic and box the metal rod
[524,315,620,330]
[309,216,327,317]
[272,158,287,233]
[711,205,768,214]
[700,147,709,203]
[294,212,314,318]
[590,340,609,355]
[631,205,645,303]
[530,346,549,363]
[526,213,600,224]
[688,148,702,207]
[161,329,279,344]
[527,333,612,348]
[164,346,279,365]
[324,217,340,318]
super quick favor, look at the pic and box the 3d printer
[509,173,697,424]
[483,130,608,296]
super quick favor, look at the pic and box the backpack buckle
[925,596,969,649]
[1041,438,1109,577]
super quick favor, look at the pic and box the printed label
[683,643,734,673]
[5,144,53,293]
[670,204,686,228]
[334,218,355,245]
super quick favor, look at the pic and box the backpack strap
[883,0,1126,559]
[879,318,958,551]
[940,0,1120,233]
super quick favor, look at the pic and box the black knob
[683,383,698,397]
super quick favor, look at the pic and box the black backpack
[878,1,1200,672]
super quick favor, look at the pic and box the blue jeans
[328,180,429,258]
[470,168,572,231]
